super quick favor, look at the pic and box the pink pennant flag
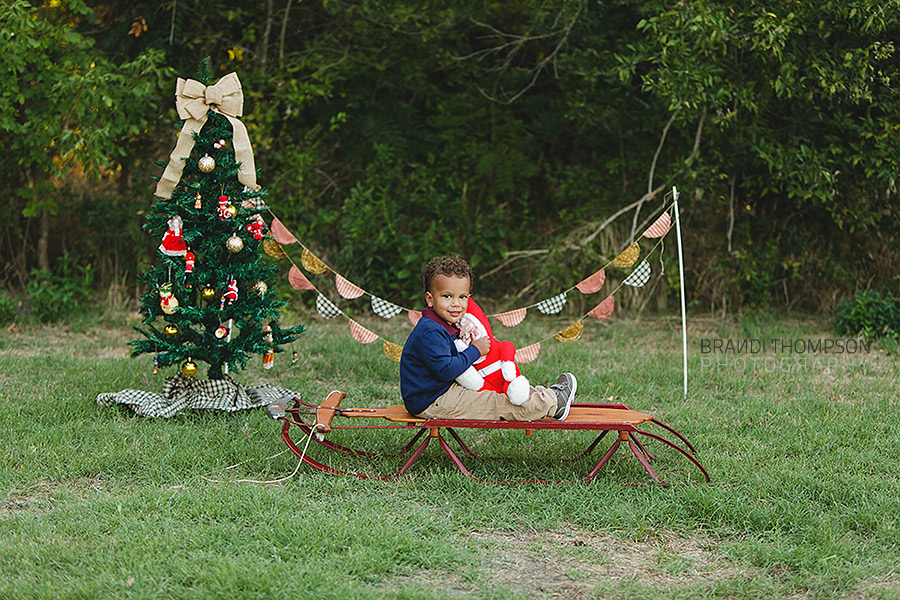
[335,274,365,299]
[408,310,422,326]
[587,295,615,320]
[288,265,314,291]
[576,268,606,294]
[270,218,298,244]
[515,343,541,364]
[495,308,526,327]
[643,212,671,238]
[349,319,378,344]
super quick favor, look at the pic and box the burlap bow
[155,72,260,199]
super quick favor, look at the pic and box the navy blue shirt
[400,315,482,415]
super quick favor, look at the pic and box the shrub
[832,289,900,339]
[24,252,95,323]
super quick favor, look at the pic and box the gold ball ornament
[198,154,216,173]
[252,281,268,296]
[163,324,179,337]
[181,359,198,377]
[201,286,216,301]
[226,234,244,253]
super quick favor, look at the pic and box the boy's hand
[473,336,491,357]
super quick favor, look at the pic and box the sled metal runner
[270,391,710,485]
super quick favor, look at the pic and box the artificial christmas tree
[98,65,303,417]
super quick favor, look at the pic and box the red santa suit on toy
[454,298,530,405]
[220,278,238,309]
[159,215,187,257]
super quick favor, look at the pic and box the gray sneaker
[549,373,577,420]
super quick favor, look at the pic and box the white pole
[673,187,688,399]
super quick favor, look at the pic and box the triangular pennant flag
[576,268,606,294]
[495,308,526,327]
[535,292,568,315]
[371,295,403,319]
[301,248,329,274]
[612,242,640,267]
[315,293,341,319]
[588,295,614,320]
[408,310,422,326]
[270,218,297,245]
[515,342,541,364]
[288,265,314,291]
[383,340,403,362]
[554,320,584,342]
[642,212,671,238]
[263,238,287,258]
[335,274,365,299]
[623,260,651,287]
[349,319,378,344]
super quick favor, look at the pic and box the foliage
[2,0,899,315]
[833,289,900,339]
[24,252,95,323]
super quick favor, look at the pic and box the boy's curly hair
[421,254,474,293]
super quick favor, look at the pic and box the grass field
[1,310,899,599]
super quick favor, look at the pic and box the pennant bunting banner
[643,212,671,238]
[554,320,584,342]
[515,343,541,364]
[535,292,568,315]
[371,296,403,319]
[575,268,606,294]
[383,340,403,362]
[288,265,314,291]
[301,248,329,274]
[612,242,640,267]
[623,260,651,287]
[408,310,422,326]
[588,295,615,320]
[270,218,297,245]
[242,195,268,211]
[316,293,341,319]
[335,274,365,299]
[263,238,287,258]
[495,308,527,327]
[349,319,378,344]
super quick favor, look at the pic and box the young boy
[400,254,576,420]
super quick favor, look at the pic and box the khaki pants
[417,383,557,421]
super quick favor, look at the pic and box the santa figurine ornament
[159,215,187,257]
[454,299,530,405]
[220,278,238,310]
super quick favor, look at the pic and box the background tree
[2,0,898,321]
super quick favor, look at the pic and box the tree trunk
[38,208,50,273]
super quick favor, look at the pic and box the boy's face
[425,274,471,325]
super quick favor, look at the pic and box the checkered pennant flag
[241,190,268,211]
[535,292,568,315]
[316,293,342,319]
[371,295,403,319]
[623,260,651,287]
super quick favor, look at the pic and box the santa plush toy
[454,298,530,405]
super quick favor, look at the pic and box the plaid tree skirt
[96,372,297,418]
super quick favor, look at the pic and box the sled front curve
[272,390,710,485]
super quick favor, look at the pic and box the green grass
[2,311,899,599]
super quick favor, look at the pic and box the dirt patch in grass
[468,526,755,598]
[385,526,758,598]
[1,477,106,518]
